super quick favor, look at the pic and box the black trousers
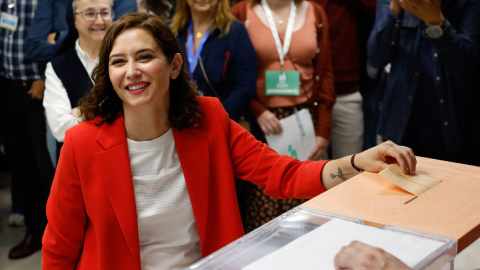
[0,76,54,237]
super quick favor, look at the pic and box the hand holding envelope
[379,164,442,196]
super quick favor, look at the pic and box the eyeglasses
[75,9,114,22]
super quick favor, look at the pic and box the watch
[425,21,447,38]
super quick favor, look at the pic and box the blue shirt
[367,0,480,153]
[0,0,42,80]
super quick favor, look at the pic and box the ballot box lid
[304,156,480,253]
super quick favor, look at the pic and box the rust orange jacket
[42,97,327,269]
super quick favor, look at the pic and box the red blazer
[42,97,327,269]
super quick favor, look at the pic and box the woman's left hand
[307,136,329,161]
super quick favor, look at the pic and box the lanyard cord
[187,20,210,81]
[261,0,296,71]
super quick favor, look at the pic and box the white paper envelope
[265,108,316,161]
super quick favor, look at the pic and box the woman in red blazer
[42,12,417,270]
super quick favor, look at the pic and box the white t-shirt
[127,129,201,270]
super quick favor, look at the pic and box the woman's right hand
[72,107,81,118]
[355,140,416,175]
[257,110,282,135]
[47,32,57,45]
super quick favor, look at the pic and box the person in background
[0,137,25,227]
[367,0,480,166]
[170,0,256,124]
[41,12,416,269]
[25,0,137,165]
[43,0,114,159]
[334,241,411,270]
[313,0,376,158]
[170,0,257,211]
[0,0,55,260]
[231,0,335,232]
[0,140,7,172]
[137,0,174,21]
[25,0,136,65]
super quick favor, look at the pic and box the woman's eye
[110,59,125,65]
[138,54,153,61]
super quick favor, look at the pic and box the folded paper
[379,164,441,196]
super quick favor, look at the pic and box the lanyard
[187,20,210,81]
[261,0,296,70]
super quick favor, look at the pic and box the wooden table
[303,157,480,252]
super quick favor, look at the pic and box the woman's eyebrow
[109,48,156,60]
[136,48,156,54]
[109,53,123,60]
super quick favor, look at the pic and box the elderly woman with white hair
[43,0,115,159]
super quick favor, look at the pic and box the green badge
[265,71,300,96]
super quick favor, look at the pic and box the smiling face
[108,28,183,113]
[186,0,219,15]
[74,0,113,46]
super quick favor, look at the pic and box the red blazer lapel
[94,116,141,269]
[90,114,212,261]
[173,125,211,256]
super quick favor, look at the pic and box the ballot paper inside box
[188,206,456,270]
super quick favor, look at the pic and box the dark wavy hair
[78,12,202,130]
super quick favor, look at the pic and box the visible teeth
[128,84,147,91]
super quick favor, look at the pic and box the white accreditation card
[0,12,18,31]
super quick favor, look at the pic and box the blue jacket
[25,0,136,64]
[177,20,257,122]
[367,0,480,153]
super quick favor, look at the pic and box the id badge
[0,12,18,31]
[265,70,300,96]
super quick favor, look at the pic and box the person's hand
[307,136,329,161]
[257,110,282,135]
[28,79,45,100]
[390,0,403,16]
[72,107,81,118]
[399,0,444,25]
[334,241,411,270]
[47,32,57,45]
[354,140,416,175]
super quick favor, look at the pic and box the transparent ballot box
[188,206,457,270]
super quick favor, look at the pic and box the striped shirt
[1,0,41,80]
